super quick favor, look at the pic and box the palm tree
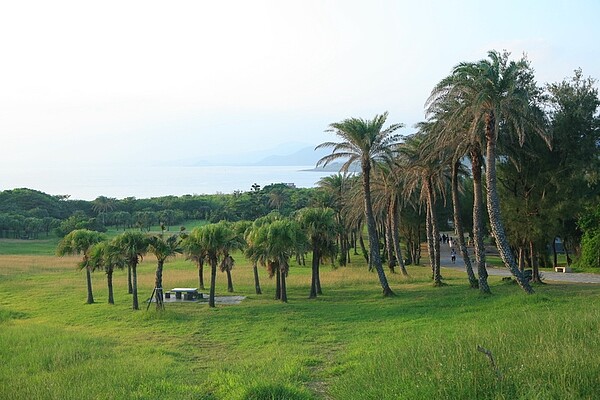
[91,196,116,225]
[245,221,271,296]
[88,240,126,304]
[112,231,149,310]
[193,222,245,308]
[265,219,306,303]
[428,50,547,294]
[371,162,409,276]
[181,229,208,291]
[418,103,482,290]
[233,220,263,295]
[317,173,355,266]
[400,132,447,286]
[56,229,106,304]
[220,254,235,293]
[317,112,403,296]
[147,232,183,309]
[449,159,480,288]
[297,207,338,298]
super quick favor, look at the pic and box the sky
[1,0,599,171]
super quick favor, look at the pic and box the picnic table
[166,288,201,300]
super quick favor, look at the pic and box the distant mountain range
[250,145,330,166]
[161,142,360,173]
[169,142,329,167]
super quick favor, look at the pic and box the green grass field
[0,242,599,399]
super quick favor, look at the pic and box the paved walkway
[438,242,600,284]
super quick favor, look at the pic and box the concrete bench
[554,266,572,273]
[171,288,201,300]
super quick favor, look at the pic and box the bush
[577,231,600,268]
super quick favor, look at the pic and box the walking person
[451,248,456,264]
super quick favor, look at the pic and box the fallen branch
[477,345,503,380]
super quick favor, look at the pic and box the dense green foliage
[0,184,320,240]
[576,204,600,269]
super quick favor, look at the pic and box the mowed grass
[0,249,599,399]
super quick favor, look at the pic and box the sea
[1,165,335,201]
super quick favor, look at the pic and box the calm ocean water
[1,165,334,200]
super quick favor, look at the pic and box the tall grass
[0,247,598,399]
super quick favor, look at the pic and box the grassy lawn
[0,246,599,399]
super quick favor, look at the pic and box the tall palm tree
[88,240,126,305]
[317,112,403,296]
[112,231,149,310]
[449,159,480,289]
[400,132,447,286]
[296,207,338,298]
[147,232,183,309]
[418,104,482,290]
[371,162,409,276]
[56,229,106,304]
[428,50,546,294]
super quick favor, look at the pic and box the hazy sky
[2,0,599,169]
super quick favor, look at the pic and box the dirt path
[438,241,600,284]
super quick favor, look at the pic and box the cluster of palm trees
[315,50,548,295]
[56,206,340,308]
[56,229,178,309]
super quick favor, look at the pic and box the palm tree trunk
[485,112,534,294]
[209,257,217,308]
[362,162,395,296]
[425,200,436,279]
[310,246,319,298]
[358,233,369,265]
[198,259,205,290]
[154,259,164,309]
[127,264,133,294]
[132,263,139,310]
[107,270,114,304]
[253,262,262,295]
[226,269,234,292]
[280,261,288,303]
[451,159,478,288]
[391,198,408,276]
[471,149,491,294]
[274,263,281,300]
[339,230,347,266]
[385,204,396,273]
[427,183,442,286]
[85,265,94,304]
[316,265,322,295]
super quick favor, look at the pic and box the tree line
[0,184,319,239]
